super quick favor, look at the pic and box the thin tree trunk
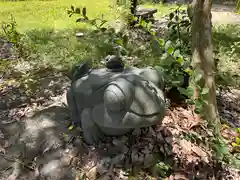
[191,0,220,130]
[130,0,138,15]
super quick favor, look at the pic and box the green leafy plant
[1,15,27,57]
[68,6,108,30]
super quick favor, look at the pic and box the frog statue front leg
[67,89,104,145]
[66,88,81,125]
[81,108,104,145]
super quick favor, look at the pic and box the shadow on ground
[0,101,238,179]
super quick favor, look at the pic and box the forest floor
[0,2,240,180]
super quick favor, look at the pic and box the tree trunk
[191,0,220,129]
[130,0,138,15]
[236,0,240,12]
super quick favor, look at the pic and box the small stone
[40,160,62,175]
[96,163,108,175]
[85,166,97,179]
[76,32,84,38]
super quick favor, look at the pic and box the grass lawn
[0,0,176,69]
[0,0,176,32]
[0,0,114,31]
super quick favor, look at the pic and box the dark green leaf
[99,20,107,27]
[175,15,179,21]
[67,10,72,15]
[169,13,174,20]
[76,18,88,23]
[75,8,81,14]
[178,87,188,96]
[82,7,87,17]
[100,27,107,32]
[122,34,128,47]
[194,99,203,114]
[71,5,74,11]
[186,86,194,97]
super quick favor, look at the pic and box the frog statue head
[66,55,166,145]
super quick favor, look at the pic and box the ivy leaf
[169,12,174,20]
[82,7,87,17]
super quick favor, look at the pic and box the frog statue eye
[104,78,134,112]
[104,84,126,111]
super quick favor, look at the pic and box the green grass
[1,0,239,89]
[0,0,176,32]
[0,0,175,68]
[0,0,114,32]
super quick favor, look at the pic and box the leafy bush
[0,15,29,57]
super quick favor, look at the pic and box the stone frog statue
[67,55,166,145]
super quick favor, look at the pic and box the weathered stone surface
[67,55,166,145]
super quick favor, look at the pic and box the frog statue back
[66,55,166,145]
